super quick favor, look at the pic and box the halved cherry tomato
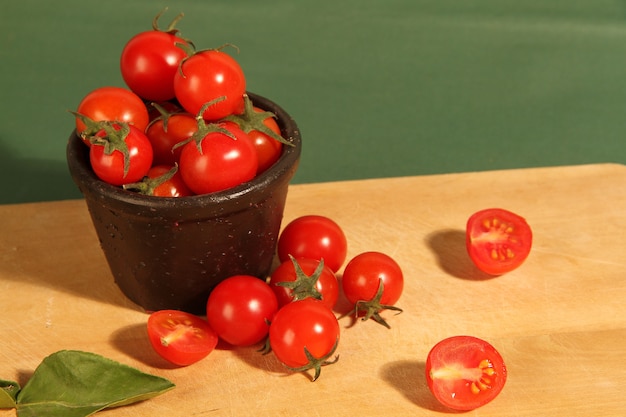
[466,208,532,275]
[147,310,218,366]
[425,335,507,411]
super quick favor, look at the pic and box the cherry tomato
[75,86,149,136]
[341,251,404,328]
[466,208,532,275]
[425,335,507,411]
[145,110,198,166]
[174,49,246,121]
[206,275,278,347]
[147,310,218,366]
[269,257,339,309]
[89,123,153,186]
[269,298,340,381]
[135,165,194,197]
[277,215,348,273]
[120,12,190,101]
[178,121,257,194]
[248,106,282,174]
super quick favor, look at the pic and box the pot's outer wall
[67,93,302,313]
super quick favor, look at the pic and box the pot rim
[67,92,302,215]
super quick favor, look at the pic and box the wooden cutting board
[1,163,625,416]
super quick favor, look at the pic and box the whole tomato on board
[120,9,191,101]
[277,215,348,273]
[269,298,340,381]
[88,122,153,186]
[178,116,257,195]
[206,275,278,347]
[426,336,507,411]
[466,208,532,275]
[341,251,404,328]
[74,86,149,138]
[174,47,246,121]
[269,256,339,310]
[147,310,218,366]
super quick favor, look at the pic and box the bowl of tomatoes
[66,91,301,314]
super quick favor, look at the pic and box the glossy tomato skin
[147,165,194,197]
[145,112,198,166]
[466,208,532,275]
[178,122,257,194]
[75,86,149,136]
[341,251,404,306]
[269,257,339,309]
[147,310,218,366]
[206,275,278,347]
[249,106,283,174]
[277,215,348,273]
[89,124,153,186]
[174,49,246,121]
[426,336,507,411]
[269,298,340,369]
[120,31,190,101]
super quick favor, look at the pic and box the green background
[2,0,625,204]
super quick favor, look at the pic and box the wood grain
[1,163,625,416]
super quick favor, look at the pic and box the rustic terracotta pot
[67,92,301,314]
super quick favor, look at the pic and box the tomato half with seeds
[466,208,532,275]
[147,310,218,366]
[425,335,507,411]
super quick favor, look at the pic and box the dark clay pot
[67,92,301,314]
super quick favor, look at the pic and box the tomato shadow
[109,323,181,370]
[379,360,461,413]
[425,229,495,281]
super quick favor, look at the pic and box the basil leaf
[15,350,174,417]
[0,379,19,408]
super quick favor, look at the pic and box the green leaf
[0,379,19,408]
[15,350,174,417]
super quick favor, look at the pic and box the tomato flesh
[147,310,218,366]
[466,208,532,275]
[426,336,507,411]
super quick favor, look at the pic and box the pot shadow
[379,360,460,413]
[425,229,495,281]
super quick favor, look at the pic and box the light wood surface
[1,163,625,416]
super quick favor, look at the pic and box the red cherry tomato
[248,106,282,174]
[206,275,278,347]
[147,165,194,197]
[147,310,218,366]
[426,336,507,411]
[145,111,198,166]
[341,251,404,328]
[277,215,348,273]
[178,121,257,194]
[269,298,340,381]
[89,124,153,186]
[74,86,149,136]
[466,208,532,275]
[269,257,339,309]
[174,49,246,121]
[120,16,190,101]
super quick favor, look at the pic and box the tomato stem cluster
[352,279,403,329]
[285,338,340,382]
